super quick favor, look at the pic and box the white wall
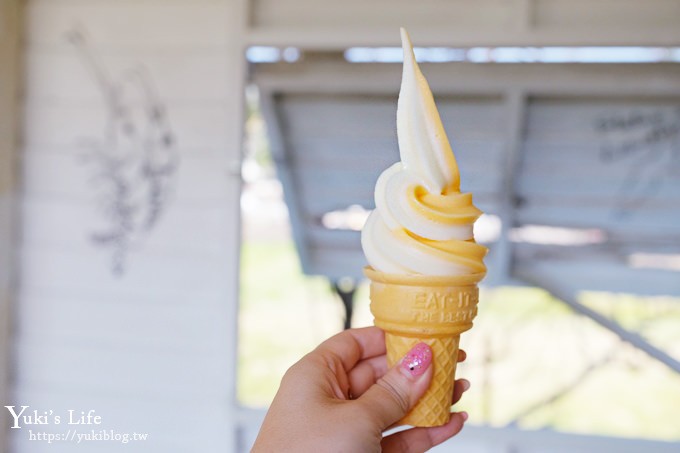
[9,0,246,451]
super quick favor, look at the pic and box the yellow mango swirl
[361,28,487,276]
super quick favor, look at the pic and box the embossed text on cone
[365,267,483,427]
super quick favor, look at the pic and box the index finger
[316,326,386,371]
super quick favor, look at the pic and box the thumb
[357,342,433,429]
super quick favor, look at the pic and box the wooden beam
[225,1,249,452]
[246,28,680,50]
[253,61,680,97]
[236,405,680,452]
[0,0,22,451]
[488,90,527,285]
[247,0,680,49]
[257,87,315,273]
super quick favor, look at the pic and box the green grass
[238,241,346,406]
[238,240,680,441]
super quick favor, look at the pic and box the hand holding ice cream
[253,327,470,452]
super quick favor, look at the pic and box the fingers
[356,343,433,428]
[315,326,387,371]
[347,355,388,398]
[315,330,463,380]
[452,378,470,406]
[381,411,468,453]
[349,362,470,402]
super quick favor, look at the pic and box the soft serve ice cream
[361,28,487,276]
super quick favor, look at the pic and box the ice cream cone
[365,266,484,427]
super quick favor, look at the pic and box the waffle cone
[365,266,484,427]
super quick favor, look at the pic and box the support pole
[333,279,357,330]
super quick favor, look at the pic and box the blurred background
[1,0,680,452]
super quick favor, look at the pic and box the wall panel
[10,1,245,451]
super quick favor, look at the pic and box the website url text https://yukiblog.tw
[27,429,149,445]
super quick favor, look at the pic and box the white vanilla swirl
[361,28,487,276]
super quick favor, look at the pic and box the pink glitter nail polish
[401,342,432,377]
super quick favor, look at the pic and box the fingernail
[462,379,471,392]
[401,342,432,377]
[460,411,468,421]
